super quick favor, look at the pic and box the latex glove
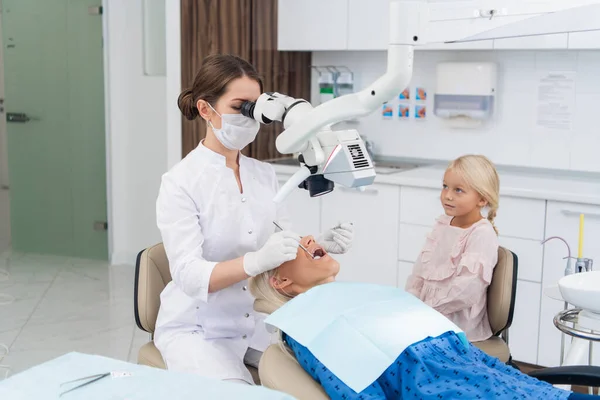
[318,222,354,254]
[243,231,300,277]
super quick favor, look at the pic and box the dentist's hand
[243,231,300,277]
[318,222,354,254]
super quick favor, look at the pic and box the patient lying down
[249,236,594,400]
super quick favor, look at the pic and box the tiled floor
[0,249,147,379]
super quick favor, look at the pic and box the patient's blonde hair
[249,269,293,310]
[249,270,296,357]
[447,155,500,235]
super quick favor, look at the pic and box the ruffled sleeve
[428,224,498,315]
[405,273,424,297]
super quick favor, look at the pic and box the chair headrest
[487,246,518,335]
[134,243,172,333]
[254,298,280,315]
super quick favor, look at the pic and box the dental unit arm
[240,0,600,204]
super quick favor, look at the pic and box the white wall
[313,50,600,173]
[103,0,168,265]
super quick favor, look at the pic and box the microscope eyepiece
[240,100,255,119]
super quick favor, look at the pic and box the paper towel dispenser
[434,62,497,128]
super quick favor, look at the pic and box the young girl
[405,154,500,342]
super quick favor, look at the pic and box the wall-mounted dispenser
[312,65,355,104]
[434,62,497,128]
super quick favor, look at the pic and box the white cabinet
[277,0,348,51]
[511,280,542,365]
[398,223,431,263]
[494,34,568,50]
[280,0,600,51]
[495,197,546,241]
[347,0,494,51]
[568,31,600,49]
[397,260,413,289]
[321,184,400,286]
[277,180,321,237]
[347,0,388,50]
[399,187,441,226]
[497,237,544,283]
[421,40,494,51]
[538,201,600,367]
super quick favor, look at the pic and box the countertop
[269,160,600,206]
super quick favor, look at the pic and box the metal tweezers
[59,372,110,397]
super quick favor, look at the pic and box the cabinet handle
[338,186,379,195]
[561,209,600,219]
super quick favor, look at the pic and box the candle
[578,213,584,259]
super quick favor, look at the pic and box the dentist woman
[154,54,354,385]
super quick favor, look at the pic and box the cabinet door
[278,179,321,237]
[278,0,348,50]
[569,31,600,49]
[494,34,568,49]
[321,184,400,286]
[497,237,544,283]
[538,201,600,367]
[398,223,431,263]
[397,260,414,289]
[510,280,541,365]
[347,0,388,50]
[399,187,441,226]
[495,197,546,241]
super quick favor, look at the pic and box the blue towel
[285,331,573,400]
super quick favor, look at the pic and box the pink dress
[405,215,499,342]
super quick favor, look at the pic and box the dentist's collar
[197,140,247,165]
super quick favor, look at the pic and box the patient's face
[270,236,340,296]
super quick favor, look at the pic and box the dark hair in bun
[177,54,263,121]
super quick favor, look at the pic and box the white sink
[558,271,600,313]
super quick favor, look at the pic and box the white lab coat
[154,142,290,383]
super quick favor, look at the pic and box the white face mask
[207,103,260,151]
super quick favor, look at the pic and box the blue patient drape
[284,331,572,400]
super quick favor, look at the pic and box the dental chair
[254,246,519,399]
[472,246,518,365]
[133,243,260,384]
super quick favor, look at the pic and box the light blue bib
[265,282,469,393]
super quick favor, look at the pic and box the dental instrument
[59,372,111,397]
[272,221,314,259]
[241,1,600,203]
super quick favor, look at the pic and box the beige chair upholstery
[256,246,519,398]
[134,243,260,384]
[260,345,329,400]
[255,299,328,400]
[472,246,518,363]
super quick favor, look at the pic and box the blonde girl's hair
[447,155,500,235]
